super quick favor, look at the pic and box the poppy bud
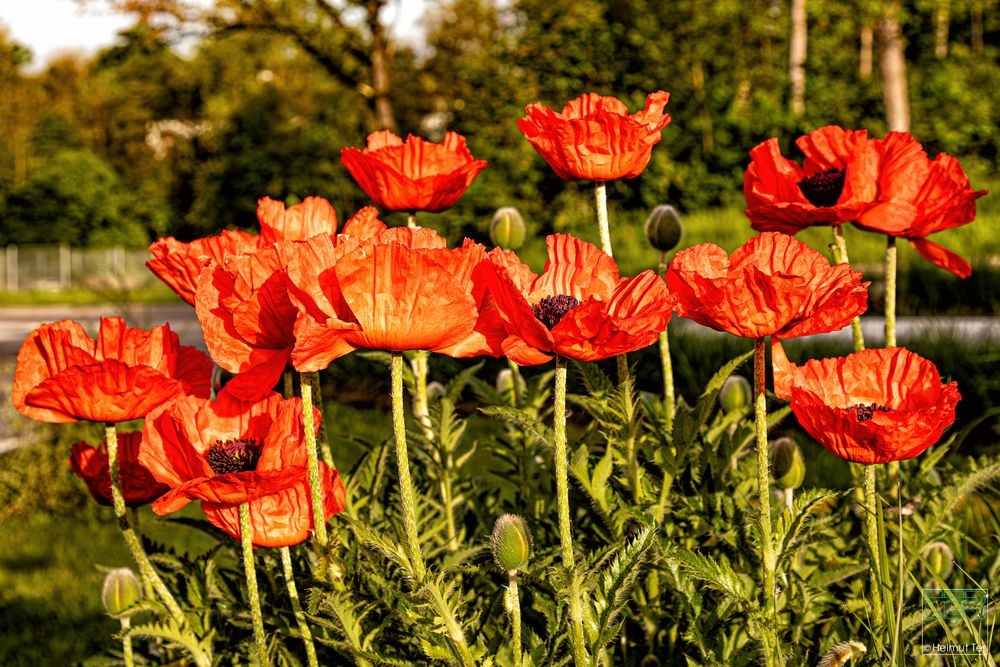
[644,205,684,252]
[719,375,751,414]
[490,207,527,250]
[921,541,954,580]
[101,567,142,617]
[492,514,532,572]
[496,368,514,394]
[770,437,805,490]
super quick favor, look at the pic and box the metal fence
[0,245,155,292]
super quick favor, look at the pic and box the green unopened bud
[101,567,142,617]
[770,437,805,490]
[719,375,751,414]
[496,368,513,394]
[490,207,527,250]
[492,514,532,572]
[922,541,954,580]
[644,205,684,252]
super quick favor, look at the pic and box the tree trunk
[859,26,873,81]
[368,0,397,132]
[935,0,949,59]
[790,0,808,116]
[878,4,910,132]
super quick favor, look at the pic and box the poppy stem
[239,502,269,665]
[752,341,777,617]
[554,356,589,667]
[391,351,427,581]
[658,251,675,424]
[305,371,335,467]
[885,235,897,348]
[279,547,319,667]
[104,424,187,627]
[863,464,885,635]
[299,374,329,548]
[506,570,523,667]
[407,212,417,228]
[120,616,134,667]
[831,225,866,351]
[594,181,612,256]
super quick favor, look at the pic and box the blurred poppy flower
[340,130,487,212]
[147,230,261,306]
[69,432,168,507]
[13,317,212,423]
[666,232,869,340]
[771,342,960,464]
[285,226,502,371]
[853,132,987,278]
[487,234,674,365]
[518,91,671,181]
[257,196,338,243]
[197,208,388,399]
[744,126,880,234]
[140,388,345,548]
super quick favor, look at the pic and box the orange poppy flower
[285,226,502,371]
[517,91,671,181]
[487,234,674,365]
[665,232,869,340]
[13,317,213,423]
[69,431,169,507]
[771,342,960,464]
[340,130,487,212]
[852,132,987,278]
[197,207,388,398]
[140,389,345,548]
[257,196,338,243]
[147,230,261,305]
[744,125,881,234]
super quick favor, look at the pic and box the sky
[0,0,428,71]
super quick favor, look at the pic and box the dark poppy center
[853,403,892,423]
[797,168,846,208]
[205,437,264,475]
[532,294,580,329]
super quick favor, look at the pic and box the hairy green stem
[831,225,866,351]
[507,571,523,667]
[280,547,319,667]
[554,357,588,666]
[299,375,328,547]
[594,181,611,256]
[305,371,334,467]
[105,425,186,626]
[407,212,417,228]
[885,235,897,348]
[120,616,134,667]
[507,358,520,407]
[752,341,776,616]
[863,465,885,636]
[424,578,476,666]
[239,503,268,665]
[658,253,675,424]
[391,352,427,581]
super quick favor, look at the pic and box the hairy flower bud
[490,207,527,250]
[771,437,805,490]
[817,640,866,667]
[644,204,684,252]
[922,541,954,580]
[492,514,532,572]
[496,368,514,394]
[101,567,142,617]
[719,375,751,414]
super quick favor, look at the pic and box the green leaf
[588,526,658,656]
[774,489,840,567]
[479,405,553,449]
[666,547,754,608]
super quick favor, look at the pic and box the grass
[0,283,178,307]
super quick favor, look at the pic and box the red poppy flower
[13,317,213,423]
[285,226,503,371]
[69,432,169,507]
[340,130,487,212]
[147,230,261,305]
[665,232,869,340]
[744,126,881,234]
[257,196,338,243]
[771,342,960,464]
[197,208,388,399]
[487,234,674,365]
[852,132,987,278]
[139,388,346,548]
[517,91,671,181]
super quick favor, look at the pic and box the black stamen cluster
[532,294,581,329]
[205,437,264,475]
[853,403,892,423]
[797,168,846,208]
